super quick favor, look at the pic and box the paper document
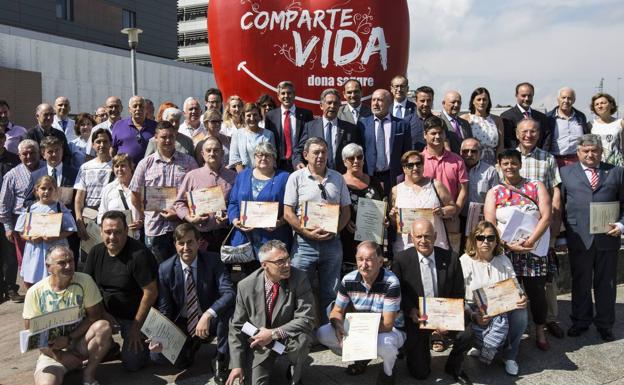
[241,322,285,354]
[589,201,620,234]
[418,297,465,331]
[342,312,381,362]
[354,198,386,244]
[141,308,187,364]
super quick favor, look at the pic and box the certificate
[80,221,102,254]
[82,207,98,222]
[240,201,279,228]
[474,278,524,317]
[300,201,340,233]
[465,202,485,236]
[28,306,81,333]
[396,208,433,234]
[187,186,226,216]
[354,198,386,244]
[342,312,381,362]
[589,201,620,234]
[58,187,74,206]
[418,297,465,331]
[144,186,177,212]
[498,207,550,257]
[24,213,62,237]
[141,308,187,364]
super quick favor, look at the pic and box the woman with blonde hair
[220,95,244,137]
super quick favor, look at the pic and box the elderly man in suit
[150,223,235,382]
[264,81,314,172]
[440,91,473,154]
[226,240,315,385]
[392,219,472,384]
[362,89,413,197]
[390,75,415,119]
[559,134,624,342]
[501,82,552,151]
[337,79,372,124]
[294,88,363,173]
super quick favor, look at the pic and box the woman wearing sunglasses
[461,221,528,376]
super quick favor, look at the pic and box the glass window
[122,9,137,28]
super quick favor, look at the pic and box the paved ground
[1,286,623,385]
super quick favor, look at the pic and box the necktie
[283,110,292,159]
[61,120,67,130]
[421,256,436,298]
[451,118,463,139]
[352,108,358,122]
[375,118,387,171]
[523,111,530,119]
[266,282,280,325]
[395,104,403,119]
[590,168,599,190]
[51,167,58,186]
[184,267,201,336]
[325,121,334,168]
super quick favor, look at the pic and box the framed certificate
[342,312,381,362]
[240,201,278,228]
[418,297,465,331]
[24,213,62,237]
[187,186,227,216]
[144,186,178,212]
[354,198,386,244]
[58,187,74,206]
[474,278,524,317]
[396,208,433,234]
[300,201,340,233]
[589,201,620,234]
[141,308,187,365]
[80,221,102,254]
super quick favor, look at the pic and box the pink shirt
[422,147,468,200]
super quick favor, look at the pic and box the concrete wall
[0,25,215,127]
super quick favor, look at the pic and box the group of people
[0,76,621,385]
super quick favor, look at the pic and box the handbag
[220,226,255,264]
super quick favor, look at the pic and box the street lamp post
[618,77,622,119]
[121,28,143,96]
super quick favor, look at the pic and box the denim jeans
[145,231,176,264]
[118,318,150,371]
[291,234,342,324]
[503,307,528,361]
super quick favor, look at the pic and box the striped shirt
[0,163,42,231]
[336,268,404,329]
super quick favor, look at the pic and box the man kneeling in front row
[23,245,111,385]
[317,241,406,385]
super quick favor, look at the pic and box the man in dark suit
[362,89,413,198]
[337,79,372,124]
[390,75,416,119]
[226,239,315,385]
[440,91,473,154]
[294,88,363,173]
[392,219,472,384]
[151,223,235,381]
[501,82,552,151]
[25,103,72,165]
[559,134,624,342]
[405,86,435,151]
[264,81,314,172]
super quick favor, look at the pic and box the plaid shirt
[499,147,561,193]
[0,163,41,231]
[129,151,198,236]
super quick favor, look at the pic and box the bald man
[440,91,473,154]
[52,96,77,141]
[546,87,589,167]
[25,103,71,165]
[111,96,157,165]
[362,88,412,197]
[86,96,124,157]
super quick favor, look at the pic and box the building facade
[177,0,210,67]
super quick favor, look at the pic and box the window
[122,9,137,28]
[56,0,73,21]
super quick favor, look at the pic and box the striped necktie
[184,267,201,336]
[590,168,599,190]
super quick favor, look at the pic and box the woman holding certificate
[228,142,291,274]
[16,176,77,287]
[228,103,276,172]
[460,221,528,376]
[389,150,455,254]
[484,149,552,352]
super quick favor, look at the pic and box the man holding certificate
[317,241,405,385]
[283,137,351,324]
[392,219,472,384]
[559,134,624,342]
[130,121,198,263]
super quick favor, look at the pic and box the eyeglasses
[206,120,222,125]
[265,256,291,267]
[461,149,479,154]
[475,235,497,243]
[345,154,364,163]
[254,153,273,159]
[403,161,423,169]
[318,183,328,200]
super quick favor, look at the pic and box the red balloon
[208,0,410,113]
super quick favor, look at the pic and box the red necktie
[267,282,280,325]
[283,110,292,159]
[590,168,599,190]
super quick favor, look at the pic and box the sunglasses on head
[475,235,496,242]
[403,161,423,169]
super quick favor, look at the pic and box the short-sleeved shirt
[512,146,561,193]
[83,238,158,320]
[335,268,404,329]
[283,166,350,216]
[465,161,499,216]
[129,151,199,236]
[111,117,157,165]
[23,272,102,320]
[73,158,113,208]
[422,148,469,200]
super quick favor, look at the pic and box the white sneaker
[467,347,480,357]
[504,359,519,376]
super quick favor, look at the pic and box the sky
[405,0,624,117]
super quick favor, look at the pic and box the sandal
[346,359,370,375]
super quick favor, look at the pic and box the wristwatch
[271,329,280,341]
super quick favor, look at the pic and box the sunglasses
[318,183,328,200]
[346,154,364,162]
[403,161,423,169]
[475,235,497,243]
[461,149,479,154]
[136,132,145,144]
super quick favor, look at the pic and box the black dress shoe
[212,355,229,385]
[545,321,565,339]
[445,368,473,385]
[7,289,24,303]
[597,328,615,342]
[567,325,589,337]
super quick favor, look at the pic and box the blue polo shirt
[111,117,157,165]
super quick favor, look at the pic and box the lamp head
[121,28,143,49]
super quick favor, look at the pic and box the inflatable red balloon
[208,0,410,113]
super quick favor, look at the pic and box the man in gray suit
[337,79,372,124]
[226,240,315,385]
[439,91,472,154]
[559,134,624,342]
